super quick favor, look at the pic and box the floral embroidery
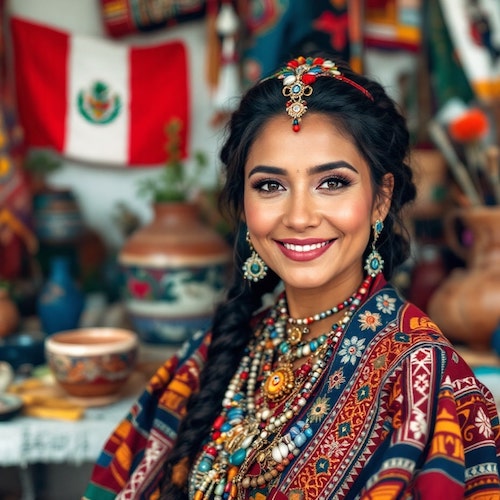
[328,368,345,390]
[319,433,350,457]
[414,373,430,395]
[339,336,366,365]
[309,396,330,423]
[409,409,428,440]
[376,293,396,314]
[476,407,493,438]
[358,311,382,331]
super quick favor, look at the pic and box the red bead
[205,446,217,457]
[240,371,249,380]
[212,430,221,440]
[302,74,316,85]
[213,415,225,430]
[313,57,324,65]
[293,124,300,132]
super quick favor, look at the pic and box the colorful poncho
[83,277,500,499]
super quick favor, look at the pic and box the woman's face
[243,113,392,297]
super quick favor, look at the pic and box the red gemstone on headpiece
[313,57,324,65]
[302,74,316,85]
[288,59,299,68]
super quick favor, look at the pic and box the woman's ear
[373,173,394,222]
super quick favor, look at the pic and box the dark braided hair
[159,54,416,498]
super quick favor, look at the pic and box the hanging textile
[99,0,206,37]
[10,17,190,167]
[240,0,357,87]
[363,0,422,52]
[439,0,500,103]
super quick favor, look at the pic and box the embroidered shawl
[83,278,500,499]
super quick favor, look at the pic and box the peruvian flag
[10,17,189,167]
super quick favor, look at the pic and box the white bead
[283,75,296,86]
[241,435,255,449]
[272,446,283,463]
[279,442,289,458]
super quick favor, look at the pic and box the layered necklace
[189,275,373,500]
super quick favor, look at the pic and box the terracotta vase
[0,287,20,338]
[119,202,232,345]
[427,206,500,350]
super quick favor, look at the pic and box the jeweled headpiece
[274,56,374,132]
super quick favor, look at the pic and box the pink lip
[276,238,334,262]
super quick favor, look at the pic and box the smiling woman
[83,55,500,500]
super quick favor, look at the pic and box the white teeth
[283,241,327,252]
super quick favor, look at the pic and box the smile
[278,239,334,261]
[282,241,328,252]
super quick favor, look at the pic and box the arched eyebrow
[247,161,358,178]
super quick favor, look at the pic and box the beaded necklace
[285,295,354,344]
[189,276,373,500]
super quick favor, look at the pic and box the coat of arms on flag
[10,17,190,167]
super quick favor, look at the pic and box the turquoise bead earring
[364,219,384,277]
[242,231,268,282]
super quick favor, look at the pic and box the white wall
[6,1,414,250]
[6,0,227,250]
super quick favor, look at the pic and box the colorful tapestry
[99,0,206,37]
[364,0,422,52]
[83,275,500,499]
[439,0,500,102]
[10,17,189,167]
[240,0,360,86]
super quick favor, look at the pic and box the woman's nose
[282,192,320,230]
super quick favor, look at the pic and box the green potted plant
[136,119,208,203]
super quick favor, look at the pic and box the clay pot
[119,202,232,344]
[427,206,500,350]
[45,327,138,398]
[0,287,20,338]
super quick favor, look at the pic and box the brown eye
[258,180,284,192]
[318,175,351,191]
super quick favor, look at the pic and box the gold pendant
[287,325,303,345]
[262,363,295,402]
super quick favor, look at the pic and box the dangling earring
[364,219,384,277]
[242,231,268,282]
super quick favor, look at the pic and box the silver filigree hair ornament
[275,56,374,132]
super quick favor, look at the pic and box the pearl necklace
[189,276,373,500]
[285,295,355,344]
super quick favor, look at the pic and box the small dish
[0,393,23,421]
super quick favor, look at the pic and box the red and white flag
[10,17,190,167]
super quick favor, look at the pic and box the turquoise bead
[221,422,232,432]
[251,262,261,273]
[215,480,226,496]
[198,458,212,472]
[293,433,307,447]
[229,448,247,466]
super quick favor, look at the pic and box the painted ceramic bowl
[45,328,139,398]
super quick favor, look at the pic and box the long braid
[159,232,281,499]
